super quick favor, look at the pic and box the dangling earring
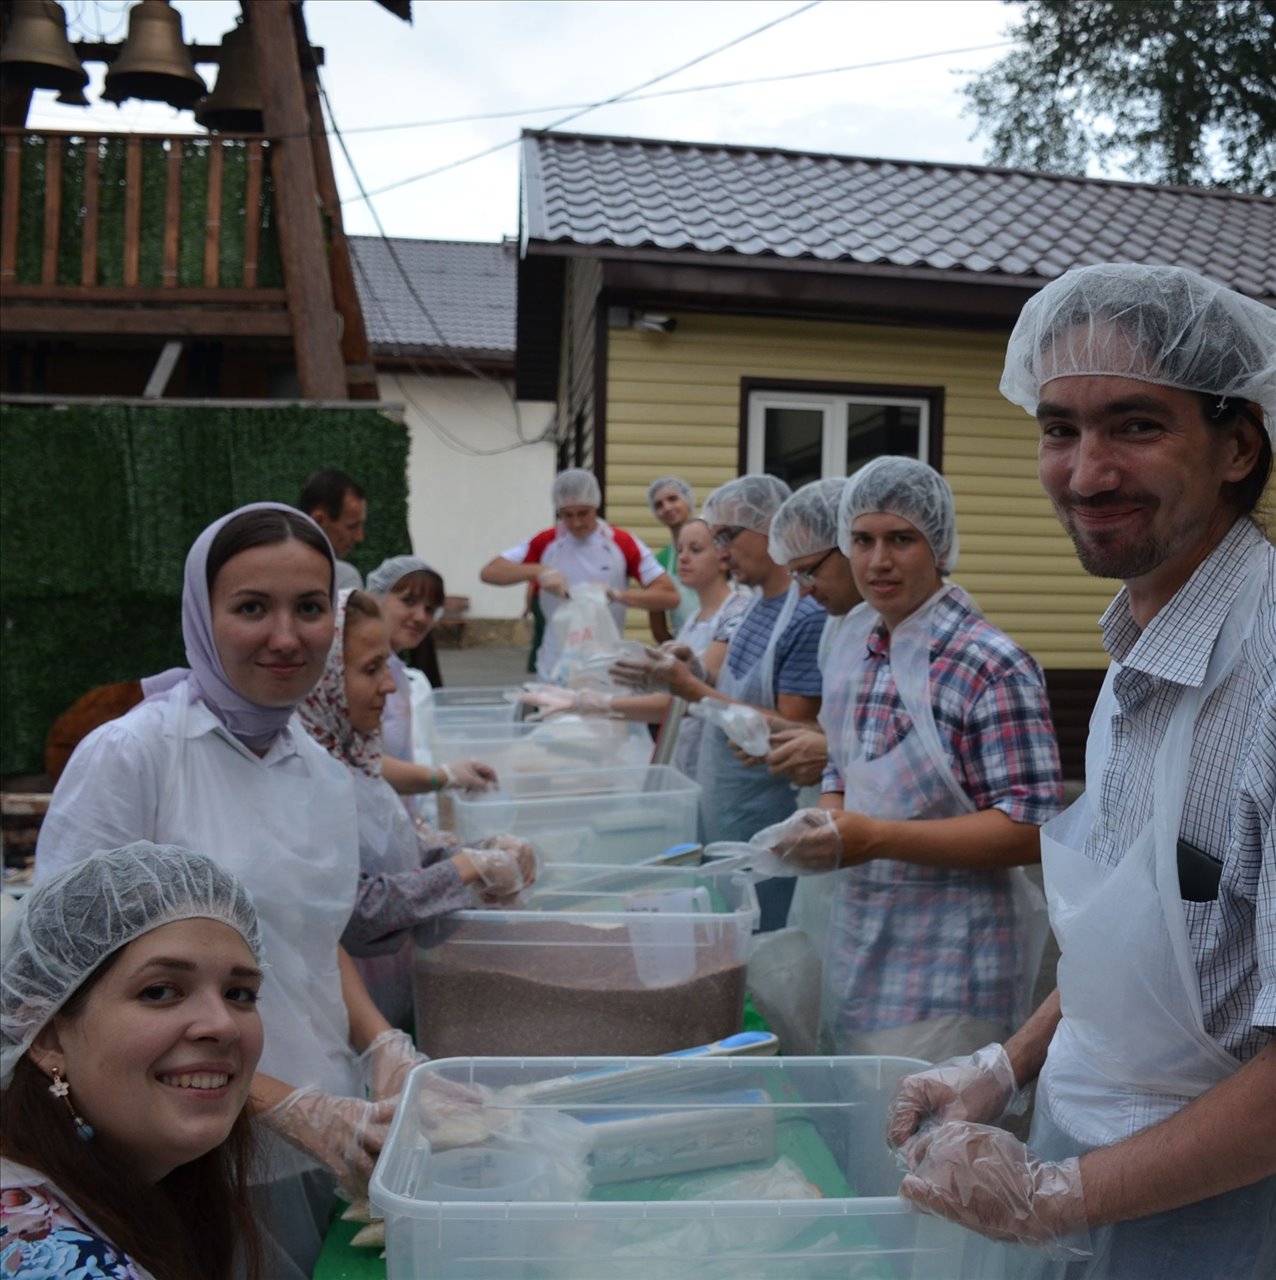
[48,1066,95,1141]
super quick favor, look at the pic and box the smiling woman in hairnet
[752,455,1064,1064]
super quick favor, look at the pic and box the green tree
[964,1,1276,194]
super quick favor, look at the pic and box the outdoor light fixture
[631,312,677,334]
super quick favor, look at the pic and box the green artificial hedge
[0,402,409,774]
[3,134,283,289]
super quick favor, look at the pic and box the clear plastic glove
[657,642,707,683]
[518,684,616,719]
[899,1122,1089,1254]
[440,758,499,793]
[537,567,569,597]
[749,808,843,875]
[689,700,771,755]
[357,1028,428,1103]
[259,1086,397,1202]
[609,644,686,692]
[766,727,828,787]
[465,834,537,898]
[886,1042,1020,1149]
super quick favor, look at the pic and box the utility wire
[345,0,824,203]
[336,40,1015,137]
[321,82,551,457]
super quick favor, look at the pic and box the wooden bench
[435,594,471,648]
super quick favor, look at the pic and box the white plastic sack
[547,583,624,689]
[688,700,771,756]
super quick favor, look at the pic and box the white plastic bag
[688,700,771,756]
[547,583,624,688]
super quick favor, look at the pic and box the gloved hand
[657,642,707,682]
[749,808,843,876]
[899,1122,1089,1254]
[260,1086,397,1202]
[886,1042,1020,1149]
[518,684,617,718]
[440,758,499,793]
[610,644,702,693]
[766,727,828,787]
[357,1028,428,1103]
[461,834,537,898]
[537,567,569,598]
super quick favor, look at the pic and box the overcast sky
[30,0,1029,242]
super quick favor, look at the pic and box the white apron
[822,585,1049,1054]
[158,690,361,1183]
[1039,540,1267,1148]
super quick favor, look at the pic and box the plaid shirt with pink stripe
[822,585,1064,1035]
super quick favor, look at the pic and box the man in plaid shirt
[752,457,1063,1064]
[887,264,1276,1277]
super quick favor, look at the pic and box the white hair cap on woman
[366,555,433,597]
[646,476,695,511]
[701,474,792,534]
[1001,262,1276,440]
[552,469,602,510]
[838,456,959,572]
[769,477,847,564]
[1,842,262,1087]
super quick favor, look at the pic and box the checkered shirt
[821,585,1064,1034]
[1087,518,1276,1071]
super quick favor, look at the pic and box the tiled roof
[521,132,1276,302]
[349,236,517,355]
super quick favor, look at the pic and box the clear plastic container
[444,764,700,866]
[431,687,523,735]
[371,1054,1025,1279]
[433,718,653,779]
[411,864,757,1059]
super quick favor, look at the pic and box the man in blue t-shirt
[615,474,825,929]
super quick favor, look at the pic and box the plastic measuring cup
[423,1148,546,1275]
[625,886,711,988]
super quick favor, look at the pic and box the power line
[344,0,824,203]
[321,83,552,458]
[337,40,1015,138]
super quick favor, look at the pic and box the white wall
[380,371,556,618]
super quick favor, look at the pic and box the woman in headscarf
[2,843,264,1280]
[33,504,421,1280]
[299,588,536,1027]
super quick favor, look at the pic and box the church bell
[101,0,205,110]
[0,0,90,103]
[194,19,262,133]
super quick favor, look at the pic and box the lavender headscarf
[142,502,337,750]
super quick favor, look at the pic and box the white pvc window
[746,389,930,488]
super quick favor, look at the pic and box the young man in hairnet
[754,461,1062,1063]
[480,468,679,680]
[612,474,827,931]
[886,263,1276,1277]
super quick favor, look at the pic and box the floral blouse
[0,1162,154,1280]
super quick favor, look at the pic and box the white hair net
[1002,263,1276,440]
[2,842,262,1087]
[366,555,434,597]
[837,456,959,572]
[769,477,847,563]
[646,476,695,511]
[701,474,792,534]
[552,469,602,510]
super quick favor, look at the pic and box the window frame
[738,377,946,480]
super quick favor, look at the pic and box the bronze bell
[102,0,205,110]
[0,0,90,99]
[195,19,262,133]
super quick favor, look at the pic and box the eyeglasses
[712,526,748,548]
[787,546,838,587]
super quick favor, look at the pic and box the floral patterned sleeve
[1,1182,150,1279]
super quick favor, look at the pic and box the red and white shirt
[502,520,664,676]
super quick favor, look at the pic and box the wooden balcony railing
[0,129,286,304]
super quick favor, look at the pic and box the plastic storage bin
[371,1054,1024,1279]
[412,863,757,1058]
[433,718,653,779]
[430,686,523,735]
[445,764,700,865]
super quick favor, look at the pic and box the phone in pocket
[1177,839,1222,902]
